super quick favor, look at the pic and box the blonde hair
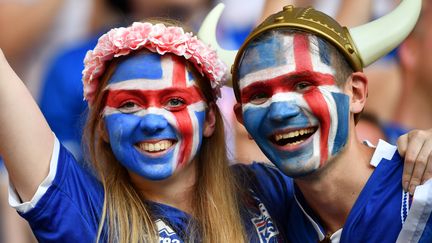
[83,48,247,242]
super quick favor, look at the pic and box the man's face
[103,52,207,180]
[236,32,350,177]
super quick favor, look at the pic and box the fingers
[398,129,432,195]
[397,134,408,157]
[409,139,432,194]
[398,134,411,191]
[399,130,423,193]
[422,153,432,184]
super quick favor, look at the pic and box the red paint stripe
[172,56,187,87]
[105,88,203,108]
[303,90,330,165]
[240,71,335,104]
[293,34,312,72]
[173,109,193,166]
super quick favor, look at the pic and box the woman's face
[103,52,209,180]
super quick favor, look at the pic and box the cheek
[104,115,140,143]
[304,89,332,122]
[330,92,350,153]
[242,106,266,133]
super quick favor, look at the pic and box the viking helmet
[198,1,422,87]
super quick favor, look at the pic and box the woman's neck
[128,159,198,214]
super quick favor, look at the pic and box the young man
[229,2,431,242]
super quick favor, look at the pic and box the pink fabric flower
[82,22,227,104]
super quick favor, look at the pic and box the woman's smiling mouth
[135,139,177,155]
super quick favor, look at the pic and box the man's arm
[0,49,53,201]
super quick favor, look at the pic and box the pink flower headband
[82,22,227,103]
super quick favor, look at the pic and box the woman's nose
[139,114,168,134]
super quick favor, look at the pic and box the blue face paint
[103,52,207,180]
[238,32,350,177]
[243,99,318,177]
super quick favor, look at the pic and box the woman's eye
[165,98,186,109]
[118,101,140,113]
[295,82,312,91]
[250,93,269,105]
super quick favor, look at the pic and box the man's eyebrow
[283,71,319,80]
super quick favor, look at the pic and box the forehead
[108,52,194,86]
[237,30,333,81]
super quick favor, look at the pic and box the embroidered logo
[251,196,280,242]
[156,219,182,243]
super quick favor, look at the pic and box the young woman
[0,20,291,242]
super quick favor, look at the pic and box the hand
[397,129,432,195]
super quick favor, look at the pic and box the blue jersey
[382,122,408,145]
[11,139,294,242]
[285,140,432,243]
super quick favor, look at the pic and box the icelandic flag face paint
[103,52,207,180]
[238,32,350,177]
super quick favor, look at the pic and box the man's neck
[294,136,375,234]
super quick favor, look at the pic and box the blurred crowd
[0,0,431,242]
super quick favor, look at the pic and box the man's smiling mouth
[270,126,317,146]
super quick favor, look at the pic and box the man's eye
[250,93,269,105]
[165,98,186,110]
[295,82,312,91]
[118,101,140,113]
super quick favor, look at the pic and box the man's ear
[233,102,244,125]
[203,103,216,137]
[346,72,368,114]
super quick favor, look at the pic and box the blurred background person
[395,0,432,130]
[0,0,95,97]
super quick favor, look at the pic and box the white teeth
[139,140,173,152]
[274,128,315,142]
[287,140,304,145]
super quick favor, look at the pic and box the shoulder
[14,139,103,241]
[231,162,295,203]
[231,162,291,185]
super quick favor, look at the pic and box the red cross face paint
[237,31,350,177]
[103,52,207,180]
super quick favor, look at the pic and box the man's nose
[268,101,300,122]
[139,114,168,134]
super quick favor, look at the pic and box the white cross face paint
[103,52,207,180]
[237,32,350,177]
